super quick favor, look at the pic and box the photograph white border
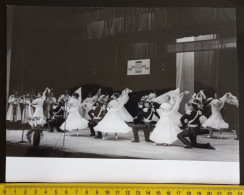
[6,157,239,184]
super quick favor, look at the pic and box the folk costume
[60,88,88,132]
[21,96,33,124]
[79,88,101,120]
[47,100,65,132]
[202,92,238,138]
[6,94,22,122]
[88,100,107,138]
[27,88,49,144]
[94,88,132,137]
[132,100,158,143]
[150,90,188,145]
[177,103,215,149]
[44,95,57,120]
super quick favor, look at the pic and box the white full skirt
[202,111,229,130]
[29,117,46,127]
[150,115,181,144]
[22,106,33,124]
[171,112,182,127]
[60,111,88,131]
[157,109,182,127]
[94,111,131,133]
[118,107,134,122]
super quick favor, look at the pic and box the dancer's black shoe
[184,145,192,149]
[131,140,140,143]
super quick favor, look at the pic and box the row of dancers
[6,86,239,148]
[6,89,57,127]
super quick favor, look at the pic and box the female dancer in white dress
[116,91,134,122]
[79,88,101,120]
[21,93,33,124]
[29,87,50,127]
[6,91,22,123]
[60,88,88,135]
[151,89,184,127]
[202,92,238,138]
[150,90,188,145]
[94,88,132,140]
[27,87,49,143]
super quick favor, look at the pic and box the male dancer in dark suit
[131,100,159,143]
[47,100,65,132]
[133,98,145,125]
[88,100,107,138]
[177,102,215,149]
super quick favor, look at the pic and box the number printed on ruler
[1,184,244,195]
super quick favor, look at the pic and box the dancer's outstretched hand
[184,91,189,95]
[125,88,132,93]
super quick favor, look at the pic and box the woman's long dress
[29,95,46,127]
[150,95,182,144]
[79,94,99,120]
[60,98,88,131]
[202,99,228,130]
[6,95,22,122]
[118,107,134,122]
[94,91,132,133]
[21,98,33,124]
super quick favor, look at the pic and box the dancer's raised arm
[91,88,101,103]
[219,92,239,108]
[115,88,132,109]
[8,95,15,103]
[41,87,50,99]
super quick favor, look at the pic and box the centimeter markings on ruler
[0,184,244,195]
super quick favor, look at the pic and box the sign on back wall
[127,59,150,75]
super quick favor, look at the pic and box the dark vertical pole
[114,45,118,90]
[21,40,25,95]
[6,6,14,110]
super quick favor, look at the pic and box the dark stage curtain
[129,42,158,59]
[194,35,218,97]
[80,8,236,40]
[194,50,218,97]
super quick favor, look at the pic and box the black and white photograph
[5,6,240,183]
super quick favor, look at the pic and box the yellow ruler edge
[0,183,244,188]
[1,183,244,195]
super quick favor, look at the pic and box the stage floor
[6,128,239,162]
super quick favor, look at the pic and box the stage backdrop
[7,6,238,130]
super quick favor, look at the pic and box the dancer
[150,89,188,146]
[133,98,146,124]
[88,100,107,138]
[177,102,215,149]
[21,92,33,126]
[6,90,22,129]
[202,92,238,138]
[139,92,160,122]
[58,90,72,119]
[44,92,57,120]
[60,88,88,135]
[27,87,50,143]
[94,88,132,140]
[79,88,101,120]
[47,99,65,133]
[190,90,212,125]
[116,91,134,123]
[131,100,157,143]
[151,89,183,127]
